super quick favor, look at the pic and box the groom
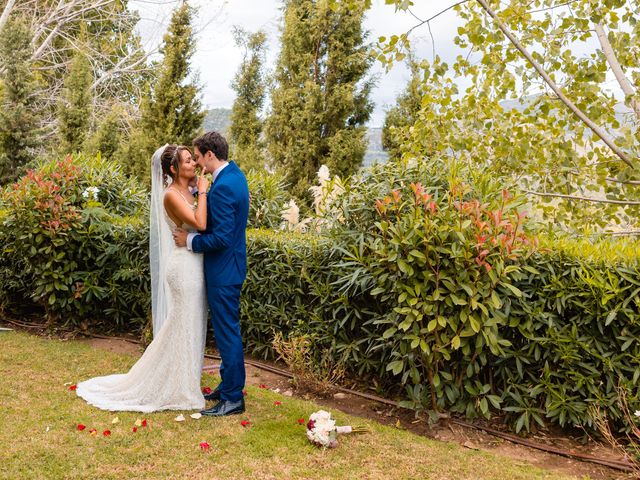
[173,131,249,417]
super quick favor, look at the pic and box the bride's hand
[197,168,209,195]
[173,228,188,247]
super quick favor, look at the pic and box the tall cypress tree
[382,56,423,161]
[0,17,41,184]
[266,0,373,200]
[58,52,93,153]
[229,28,268,171]
[129,1,204,181]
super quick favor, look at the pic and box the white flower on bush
[82,186,100,201]
[635,410,640,418]
[308,165,346,227]
[281,199,299,226]
[281,199,310,233]
[317,165,330,184]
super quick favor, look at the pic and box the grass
[0,331,579,480]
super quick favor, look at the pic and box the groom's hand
[173,228,188,247]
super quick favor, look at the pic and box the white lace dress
[76,207,208,413]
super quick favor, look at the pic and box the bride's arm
[164,190,207,231]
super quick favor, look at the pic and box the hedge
[241,229,640,433]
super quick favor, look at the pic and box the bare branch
[476,0,637,170]
[92,49,154,90]
[566,169,640,185]
[604,176,640,186]
[523,190,640,205]
[406,1,470,37]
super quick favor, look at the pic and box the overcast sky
[129,0,464,127]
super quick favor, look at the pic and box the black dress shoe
[200,398,245,417]
[203,388,221,402]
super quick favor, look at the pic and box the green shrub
[246,169,289,229]
[498,246,640,432]
[0,153,150,331]
[242,227,639,433]
[240,158,640,433]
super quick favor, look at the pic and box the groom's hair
[193,131,228,161]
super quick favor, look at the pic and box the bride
[76,145,209,412]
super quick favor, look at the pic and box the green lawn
[0,331,578,480]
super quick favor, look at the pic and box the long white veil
[150,145,173,337]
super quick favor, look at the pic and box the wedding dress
[76,148,208,412]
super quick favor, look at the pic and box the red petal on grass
[103,430,111,436]
[69,385,77,391]
[274,401,282,406]
[202,387,212,395]
[297,419,305,425]
[240,420,250,427]
[199,442,210,451]
[132,427,138,433]
[242,390,247,396]
[258,384,267,389]
[142,419,148,427]
[77,424,86,431]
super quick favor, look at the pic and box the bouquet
[305,410,368,448]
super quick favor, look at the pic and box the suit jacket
[191,161,249,287]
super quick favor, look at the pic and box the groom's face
[194,146,213,173]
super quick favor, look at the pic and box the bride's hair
[160,145,189,184]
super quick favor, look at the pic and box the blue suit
[192,161,249,402]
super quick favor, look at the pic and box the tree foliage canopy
[229,28,268,171]
[371,0,639,233]
[266,0,374,201]
[58,52,93,154]
[0,16,40,183]
[129,1,204,181]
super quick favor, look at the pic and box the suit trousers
[207,284,245,402]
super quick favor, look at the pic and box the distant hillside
[203,108,231,135]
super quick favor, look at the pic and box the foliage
[128,1,204,183]
[229,28,268,171]
[591,387,640,475]
[265,0,374,202]
[272,331,345,391]
[361,173,536,417]
[84,103,131,162]
[246,168,290,229]
[373,0,639,233]
[240,158,640,433]
[382,55,423,161]
[58,52,93,154]
[0,16,41,184]
[0,154,150,331]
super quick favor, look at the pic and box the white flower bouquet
[305,410,368,448]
